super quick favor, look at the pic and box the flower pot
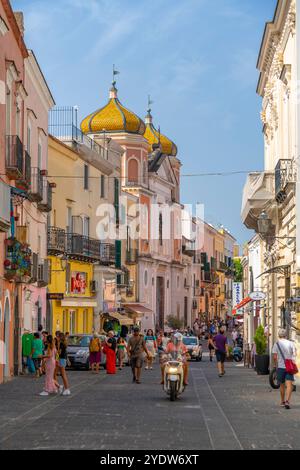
[255,354,269,375]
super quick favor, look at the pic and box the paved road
[0,356,300,450]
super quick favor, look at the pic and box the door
[4,299,10,378]
[156,277,165,330]
[13,296,20,376]
[184,297,188,327]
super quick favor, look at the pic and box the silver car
[67,334,108,370]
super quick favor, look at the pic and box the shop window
[83,309,88,333]
[70,310,76,334]
[63,310,68,334]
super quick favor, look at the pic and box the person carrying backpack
[89,333,102,374]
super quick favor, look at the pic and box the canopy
[109,312,133,326]
[123,303,153,318]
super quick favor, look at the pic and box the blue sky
[12,0,277,245]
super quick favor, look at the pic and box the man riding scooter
[161,333,189,386]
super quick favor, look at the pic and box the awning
[61,299,98,308]
[123,303,154,318]
[256,264,291,279]
[109,312,134,326]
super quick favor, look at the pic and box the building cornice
[2,0,28,58]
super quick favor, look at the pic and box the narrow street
[0,356,299,451]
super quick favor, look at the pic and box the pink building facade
[0,2,54,383]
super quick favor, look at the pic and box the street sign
[47,293,64,300]
[249,291,266,301]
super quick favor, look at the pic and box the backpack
[90,338,100,353]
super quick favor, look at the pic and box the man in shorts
[213,327,229,377]
[127,327,150,384]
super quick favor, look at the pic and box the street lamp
[257,211,272,236]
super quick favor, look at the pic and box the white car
[182,336,202,361]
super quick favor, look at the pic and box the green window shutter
[114,178,120,225]
[115,240,121,269]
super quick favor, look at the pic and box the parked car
[182,336,202,361]
[67,334,129,370]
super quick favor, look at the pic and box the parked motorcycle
[233,346,243,362]
[269,367,280,389]
[163,352,185,401]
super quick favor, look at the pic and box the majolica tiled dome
[81,84,146,135]
[144,110,177,157]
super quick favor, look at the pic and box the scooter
[163,353,185,401]
[233,346,243,362]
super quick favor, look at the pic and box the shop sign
[71,272,87,294]
[47,293,64,300]
[249,291,266,301]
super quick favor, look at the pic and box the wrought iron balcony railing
[28,167,43,202]
[6,135,24,180]
[275,159,297,203]
[100,243,116,265]
[66,233,102,262]
[48,226,66,254]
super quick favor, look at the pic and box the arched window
[128,159,139,183]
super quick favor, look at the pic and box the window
[67,207,72,233]
[84,165,89,190]
[69,310,76,334]
[159,213,163,246]
[114,178,120,225]
[5,85,11,135]
[100,175,105,198]
[83,217,90,237]
[16,103,21,137]
[27,122,31,154]
[144,270,148,287]
[38,139,42,169]
[83,309,88,333]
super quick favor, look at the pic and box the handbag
[276,342,298,375]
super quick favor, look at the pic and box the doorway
[13,296,19,376]
[4,298,10,378]
[156,277,165,330]
[184,297,188,327]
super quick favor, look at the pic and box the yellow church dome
[143,109,177,157]
[81,84,146,135]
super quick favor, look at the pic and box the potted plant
[226,346,234,361]
[254,325,269,375]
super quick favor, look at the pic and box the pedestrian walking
[231,329,238,347]
[207,333,215,362]
[103,331,117,374]
[40,335,59,396]
[127,327,150,384]
[57,332,71,396]
[213,328,229,377]
[144,329,157,370]
[89,333,102,374]
[117,337,127,370]
[272,329,298,410]
[32,332,43,378]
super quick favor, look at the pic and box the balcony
[6,135,24,180]
[126,248,139,265]
[100,243,116,265]
[28,168,43,202]
[37,178,52,212]
[241,171,275,231]
[0,181,11,232]
[182,237,195,257]
[66,233,102,262]
[48,226,66,255]
[275,159,297,204]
